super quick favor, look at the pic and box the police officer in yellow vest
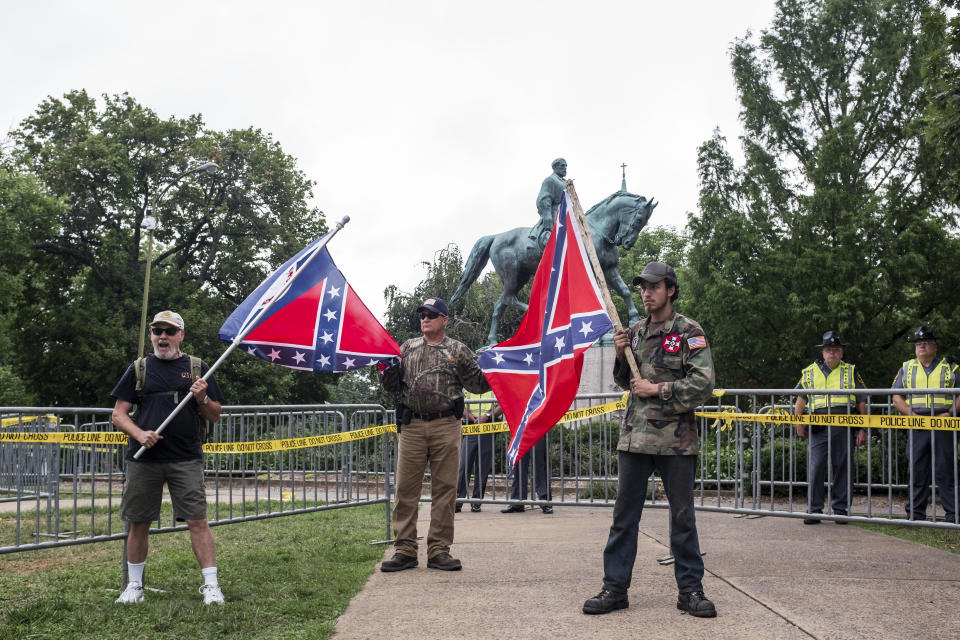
[891,326,960,523]
[794,331,867,524]
[456,390,499,513]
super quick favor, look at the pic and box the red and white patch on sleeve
[662,334,682,353]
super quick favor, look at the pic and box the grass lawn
[0,504,387,640]
[854,522,960,555]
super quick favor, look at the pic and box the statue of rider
[530,158,567,251]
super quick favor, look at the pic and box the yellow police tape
[694,410,960,432]
[0,431,128,444]
[460,396,627,436]
[7,394,958,452]
[0,396,630,452]
[1,414,60,428]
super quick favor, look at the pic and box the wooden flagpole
[564,180,641,380]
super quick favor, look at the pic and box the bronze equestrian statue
[451,187,657,345]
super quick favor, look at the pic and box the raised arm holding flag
[130,216,401,460]
[114,215,402,603]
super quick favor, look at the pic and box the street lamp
[137,162,219,358]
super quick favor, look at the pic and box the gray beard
[154,348,181,361]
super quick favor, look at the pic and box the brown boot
[380,553,418,572]
[426,552,462,571]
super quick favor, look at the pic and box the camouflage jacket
[613,311,715,455]
[381,335,490,413]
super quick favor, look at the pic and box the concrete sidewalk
[335,504,960,640]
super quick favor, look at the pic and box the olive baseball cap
[631,262,677,287]
[150,310,184,330]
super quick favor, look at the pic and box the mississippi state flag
[219,234,401,372]
[479,192,612,468]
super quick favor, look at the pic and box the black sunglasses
[151,327,181,336]
[419,311,441,320]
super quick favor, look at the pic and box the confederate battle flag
[478,192,612,468]
[219,233,401,372]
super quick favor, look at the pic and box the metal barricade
[3,388,959,557]
[0,404,394,555]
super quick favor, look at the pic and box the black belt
[411,408,457,421]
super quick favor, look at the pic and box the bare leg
[186,518,216,568]
[126,521,151,564]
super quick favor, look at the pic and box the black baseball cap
[631,262,677,287]
[814,330,845,347]
[417,297,449,317]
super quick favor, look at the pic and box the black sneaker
[470,503,482,512]
[803,511,822,525]
[501,505,525,513]
[582,589,629,615]
[380,553,418,572]
[541,505,553,514]
[427,552,462,571]
[834,510,848,525]
[455,503,462,513]
[677,591,717,618]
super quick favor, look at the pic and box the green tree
[383,244,524,351]
[612,225,690,325]
[687,0,959,388]
[3,90,330,406]
[923,1,960,203]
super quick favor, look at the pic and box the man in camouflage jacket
[583,262,717,619]
[379,296,490,573]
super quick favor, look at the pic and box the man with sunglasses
[380,297,490,572]
[111,310,225,604]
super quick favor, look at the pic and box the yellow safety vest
[900,358,957,410]
[464,390,496,416]
[801,361,857,412]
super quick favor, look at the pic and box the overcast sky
[2,1,777,321]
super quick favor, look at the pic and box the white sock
[128,562,145,585]
[201,566,218,587]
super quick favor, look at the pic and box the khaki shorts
[120,459,208,522]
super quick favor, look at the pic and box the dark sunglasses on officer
[418,311,443,320]
[151,326,181,336]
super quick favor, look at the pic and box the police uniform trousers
[457,432,494,503]
[806,417,858,514]
[508,432,550,502]
[907,410,958,522]
[602,451,705,595]
[393,415,462,559]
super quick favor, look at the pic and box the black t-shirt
[111,354,224,462]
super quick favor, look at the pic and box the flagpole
[564,181,642,380]
[132,216,351,459]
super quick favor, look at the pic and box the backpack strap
[189,355,202,382]
[134,357,147,397]
[189,354,210,444]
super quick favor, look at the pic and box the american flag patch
[688,336,707,349]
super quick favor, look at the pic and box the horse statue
[450,190,657,344]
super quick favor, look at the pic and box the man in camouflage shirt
[583,262,717,618]
[380,296,490,573]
